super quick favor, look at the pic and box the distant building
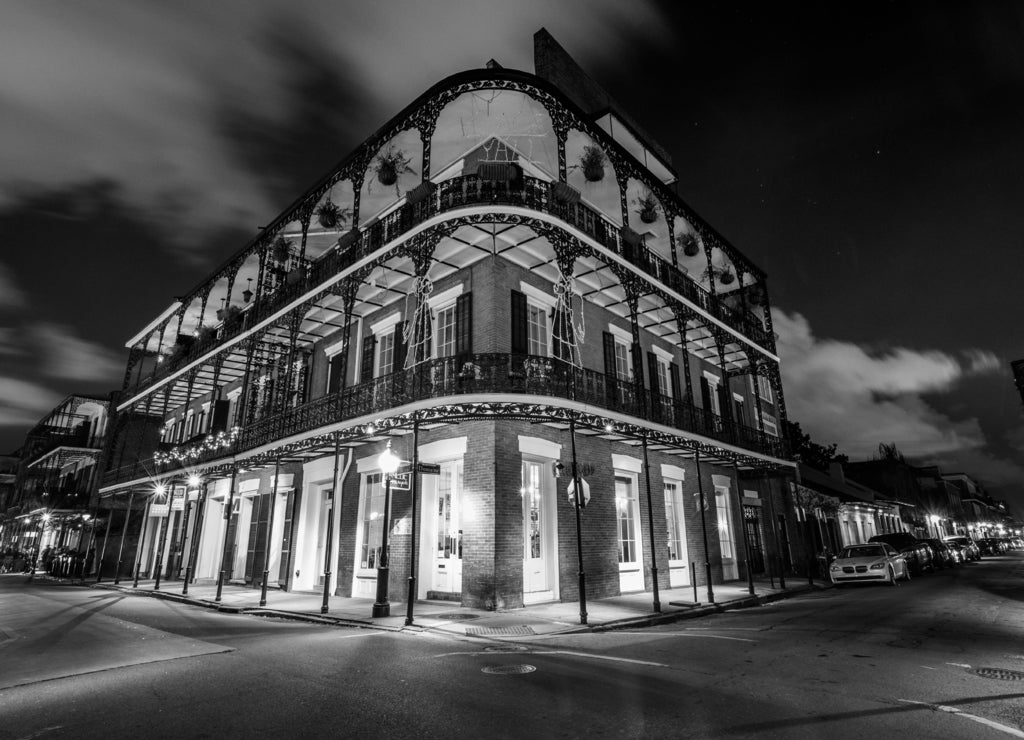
[0,395,111,563]
[99,30,798,611]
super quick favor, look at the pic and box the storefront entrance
[522,459,557,604]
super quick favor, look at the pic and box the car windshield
[841,546,884,559]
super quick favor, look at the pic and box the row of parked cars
[828,532,1022,586]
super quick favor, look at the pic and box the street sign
[416,462,441,475]
[388,472,411,491]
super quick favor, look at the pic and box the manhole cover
[971,667,1024,681]
[466,625,535,636]
[432,613,481,621]
[482,664,536,675]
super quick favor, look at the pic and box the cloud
[0,265,27,309]
[31,323,124,383]
[0,1,669,258]
[0,377,62,430]
[775,310,1003,459]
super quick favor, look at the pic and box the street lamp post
[372,440,400,619]
[29,513,49,581]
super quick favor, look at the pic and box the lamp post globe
[372,440,400,618]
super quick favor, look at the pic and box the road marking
[898,699,1024,738]
[947,662,972,668]
[333,633,385,640]
[616,630,756,643]
[432,649,667,667]
[532,650,668,667]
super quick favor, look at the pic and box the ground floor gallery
[105,420,795,609]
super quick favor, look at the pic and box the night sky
[2,2,1022,514]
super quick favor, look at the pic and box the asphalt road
[2,553,1023,739]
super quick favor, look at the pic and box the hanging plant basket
[374,145,415,187]
[317,201,343,229]
[718,267,736,286]
[405,180,435,205]
[635,193,659,224]
[271,236,291,263]
[579,145,606,182]
[681,233,700,257]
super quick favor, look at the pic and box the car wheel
[903,566,911,581]
[888,566,898,586]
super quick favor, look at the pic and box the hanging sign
[170,494,185,511]
[416,462,441,475]
[150,503,170,517]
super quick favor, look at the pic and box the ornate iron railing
[141,174,772,387]
[104,352,786,488]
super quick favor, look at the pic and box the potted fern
[680,232,700,257]
[271,236,291,264]
[578,145,606,182]
[374,145,416,187]
[317,200,349,230]
[635,192,659,224]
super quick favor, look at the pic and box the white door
[522,460,556,603]
[430,461,463,595]
[266,492,288,585]
[316,489,333,587]
[664,480,690,587]
[616,474,645,592]
[232,496,252,581]
[715,485,739,580]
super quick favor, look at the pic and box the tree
[785,420,848,472]
[875,442,905,462]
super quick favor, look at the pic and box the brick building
[98,30,796,613]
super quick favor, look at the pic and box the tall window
[435,304,457,358]
[614,339,632,381]
[359,473,385,569]
[616,476,638,564]
[527,303,548,355]
[756,374,774,404]
[665,481,684,561]
[715,485,735,560]
[761,413,779,437]
[377,331,395,376]
[657,358,672,399]
[523,461,543,559]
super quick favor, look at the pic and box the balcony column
[666,214,677,268]
[215,467,238,602]
[733,460,756,596]
[748,355,767,437]
[297,200,314,263]
[416,115,436,181]
[183,481,207,595]
[713,331,736,439]
[259,458,281,607]
[694,448,714,604]
[235,335,261,431]
[112,492,134,584]
[624,284,646,416]
[672,306,696,417]
[132,494,154,588]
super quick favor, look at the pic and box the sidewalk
[77,574,827,637]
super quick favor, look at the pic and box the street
[2,554,1024,739]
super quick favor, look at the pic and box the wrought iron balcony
[105,352,786,488]
[141,174,772,389]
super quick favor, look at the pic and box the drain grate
[466,625,535,636]
[483,645,529,652]
[482,664,536,675]
[431,612,481,621]
[971,667,1024,681]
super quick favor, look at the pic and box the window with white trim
[656,357,672,399]
[527,301,549,356]
[715,485,735,560]
[756,374,774,404]
[359,472,385,570]
[761,412,779,437]
[435,303,457,358]
[613,338,632,381]
[664,480,684,561]
[377,329,396,376]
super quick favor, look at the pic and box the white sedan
[829,543,910,585]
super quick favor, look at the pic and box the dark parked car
[869,533,933,575]
[976,538,1001,556]
[921,538,958,568]
[943,535,980,561]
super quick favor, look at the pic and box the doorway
[522,459,557,603]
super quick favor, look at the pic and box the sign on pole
[416,462,441,475]
[389,472,412,491]
[567,478,591,509]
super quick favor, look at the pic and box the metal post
[80,511,99,583]
[113,492,134,585]
[733,461,755,596]
[153,492,173,591]
[406,418,420,626]
[96,505,113,583]
[691,561,698,603]
[183,482,206,597]
[372,472,393,618]
[215,467,238,603]
[322,435,341,614]
[695,449,714,604]
[765,476,785,589]
[132,497,153,588]
[569,418,587,625]
[174,489,194,583]
[260,458,281,607]
[28,515,46,581]
[641,436,660,612]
